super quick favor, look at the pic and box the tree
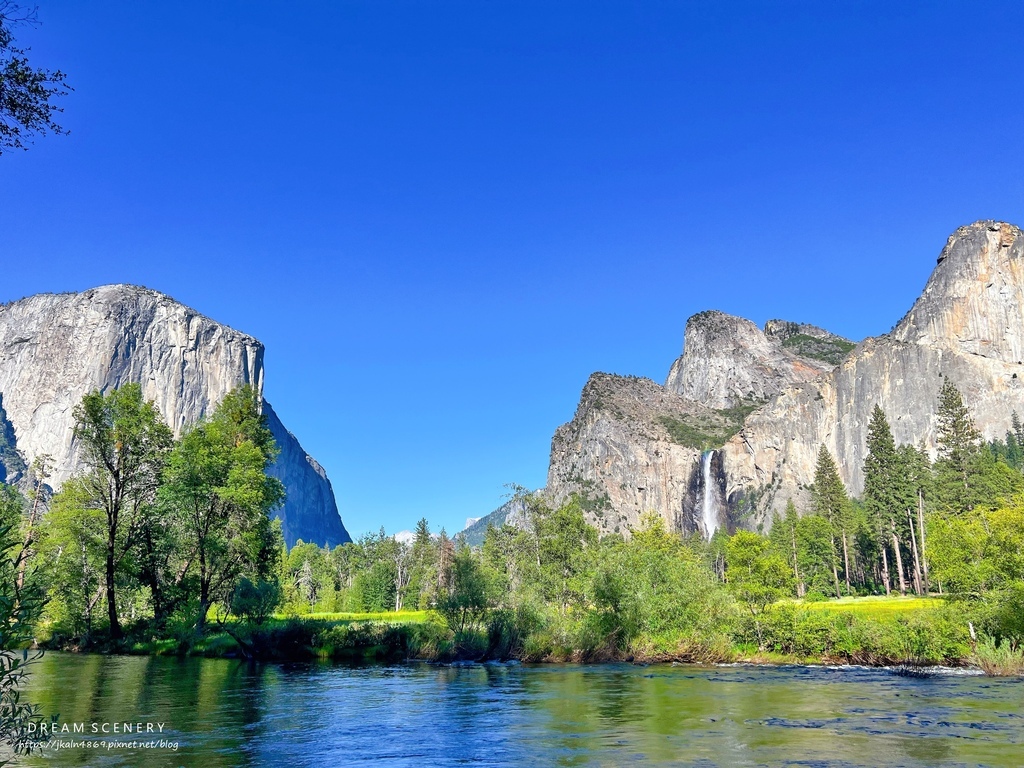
[769,500,804,597]
[0,2,70,153]
[0,484,49,758]
[863,405,904,594]
[811,445,849,597]
[35,477,106,634]
[159,386,284,631]
[725,530,792,649]
[934,380,983,513]
[434,547,492,636]
[229,577,281,626]
[536,496,597,613]
[72,384,172,639]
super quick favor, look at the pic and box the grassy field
[789,595,937,616]
[274,610,431,624]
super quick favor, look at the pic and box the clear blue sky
[2,1,1023,538]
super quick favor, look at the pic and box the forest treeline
[1,379,1022,675]
[262,380,1024,666]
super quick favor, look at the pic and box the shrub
[973,636,1024,676]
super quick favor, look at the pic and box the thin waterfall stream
[701,450,720,539]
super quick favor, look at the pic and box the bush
[973,636,1024,676]
[230,578,281,626]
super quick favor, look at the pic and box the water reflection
[20,655,1024,767]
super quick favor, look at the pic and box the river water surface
[20,653,1024,766]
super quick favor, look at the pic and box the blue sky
[2,1,1023,538]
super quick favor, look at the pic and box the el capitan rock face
[543,221,1024,535]
[0,284,350,547]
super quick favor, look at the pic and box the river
[19,653,1024,766]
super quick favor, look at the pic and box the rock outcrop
[543,374,729,535]
[723,220,1024,524]
[542,220,1024,536]
[664,311,848,409]
[0,284,350,547]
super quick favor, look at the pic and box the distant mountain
[0,284,350,548]
[461,496,532,547]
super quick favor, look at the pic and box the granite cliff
[0,284,350,548]
[541,220,1024,536]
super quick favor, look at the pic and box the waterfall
[701,450,720,539]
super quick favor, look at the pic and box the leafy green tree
[159,387,284,631]
[229,577,281,626]
[285,541,334,612]
[482,523,529,598]
[435,547,493,636]
[35,477,106,634]
[72,384,172,639]
[927,511,993,596]
[725,530,792,649]
[0,2,70,154]
[535,496,597,613]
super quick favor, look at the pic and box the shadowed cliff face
[0,284,349,548]
[544,220,1024,535]
[264,401,350,546]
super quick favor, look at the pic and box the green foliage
[726,532,793,615]
[781,333,855,365]
[0,3,71,154]
[933,380,984,513]
[657,400,761,450]
[0,509,49,758]
[71,383,173,639]
[749,601,970,664]
[229,578,281,626]
[972,635,1024,676]
[434,547,493,637]
[159,386,284,629]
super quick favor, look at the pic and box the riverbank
[35,597,1024,675]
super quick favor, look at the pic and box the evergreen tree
[934,380,982,513]
[811,445,848,597]
[863,405,901,594]
[769,500,804,597]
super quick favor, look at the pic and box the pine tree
[934,380,982,513]
[863,405,901,594]
[812,445,849,597]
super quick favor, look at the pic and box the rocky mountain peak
[892,220,1024,363]
[538,219,1024,538]
[0,283,350,547]
[664,310,850,410]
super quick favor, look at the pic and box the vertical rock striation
[0,284,350,547]
[723,221,1024,524]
